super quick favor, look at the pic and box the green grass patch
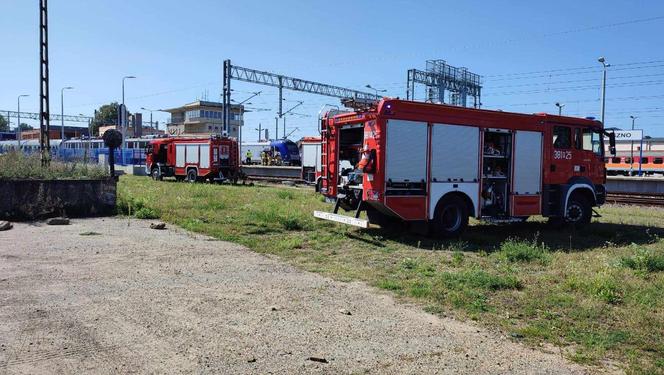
[620,244,664,274]
[498,237,551,264]
[118,175,664,373]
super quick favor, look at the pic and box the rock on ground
[0,218,594,374]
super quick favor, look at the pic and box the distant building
[97,113,164,138]
[163,101,244,138]
[20,126,89,140]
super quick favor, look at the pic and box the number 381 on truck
[314,99,616,237]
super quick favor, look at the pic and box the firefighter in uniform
[245,149,253,164]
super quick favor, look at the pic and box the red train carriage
[605,155,664,176]
[315,99,615,237]
[146,136,240,182]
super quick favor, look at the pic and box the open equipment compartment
[334,123,365,212]
[481,129,512,217]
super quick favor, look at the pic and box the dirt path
[0,218,591,374]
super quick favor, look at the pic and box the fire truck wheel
[433,196,469,238]
[187,169,198,183]
[151,168,162,181]
[565,195,592,227]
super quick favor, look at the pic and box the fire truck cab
[146,136,240,183]
[315,99,616,237]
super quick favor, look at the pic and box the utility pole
[630,115,637,176]
[39,0,51,165]
[140,107,155,130]
[17,94,29,148]
[121,76,136,145]
[598,57,609,125]
[282,101,303,139]
[555,102,565,116]
[60,86,73,142]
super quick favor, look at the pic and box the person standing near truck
[245,149,253,164]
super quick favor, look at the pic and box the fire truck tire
[150,168,162,181]
[187,169,198,183]
[564,195,592,227]
[432,196,469,238]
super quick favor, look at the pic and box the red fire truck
[314,99,616,237]
[145,136,240,182]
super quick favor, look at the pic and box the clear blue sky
[2,0,664,139]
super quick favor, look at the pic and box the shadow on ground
[363,221,663,252]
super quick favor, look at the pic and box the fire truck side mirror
[608,132,616,156]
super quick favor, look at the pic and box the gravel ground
[0,218,592,374]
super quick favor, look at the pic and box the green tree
[91,102,130,136]
[19,123,33,131]
[0,114,8,132]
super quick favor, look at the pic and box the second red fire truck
[314,99,616,237]
[145,136,240,182]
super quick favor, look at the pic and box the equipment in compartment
[481,130,512,216]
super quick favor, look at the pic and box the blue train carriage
[240,139,302,166]
[271,139,301,166]
[58,137,150,165]
[0,139,62,156]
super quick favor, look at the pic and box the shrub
[135,207,159,219]
[0,151,107,180]
[499,238,551,264]
[588,274,623,304]
[620,246,664,273]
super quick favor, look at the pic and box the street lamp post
[598,57,610,125]
[60,86,73,142]
[140,107,155,131]
[121,75,136,142]
[555,102,565,116]
[17,94,29,148]
[79,113,91,163]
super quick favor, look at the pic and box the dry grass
[119,175,664,374]
[0,151,107,180]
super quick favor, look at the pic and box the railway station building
[163,101,244,138]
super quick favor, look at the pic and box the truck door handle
[550,165,556,172]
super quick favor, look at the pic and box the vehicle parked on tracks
[241,139,301,166]
[145,136,240,182]
[314,99,616,237]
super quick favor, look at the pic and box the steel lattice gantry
[2,110,92,123]
[222,59,380,133]
[406,60,482,108]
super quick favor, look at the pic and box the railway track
[606,192,664,207]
